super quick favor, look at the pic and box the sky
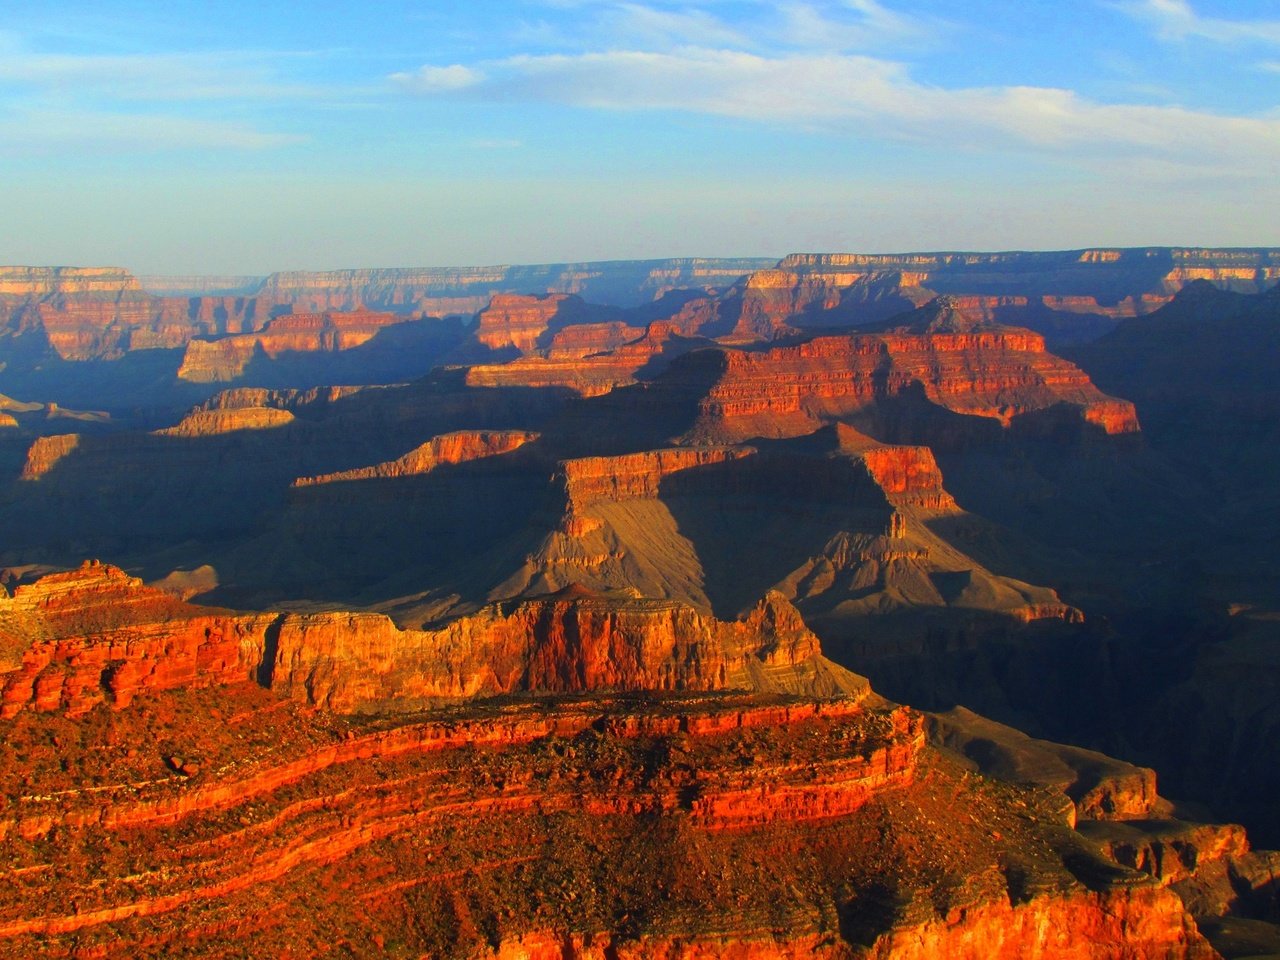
[0,0,1278,274]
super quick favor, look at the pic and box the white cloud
[604,3,750,48]
[390,63,483,93]
[1116,0,1280,45]
[394,47,1280,174]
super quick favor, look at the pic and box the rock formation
[292,430,539,487]
[0,560,1238,959]
[650,313,1140,444]
[175,310,417,382]
[18,434,81,480]
[0,562,861,716]
[154,406,297,437]
[3,249,1280,958]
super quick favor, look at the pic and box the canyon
[1,249,1278,957]
[0,562,1265,959]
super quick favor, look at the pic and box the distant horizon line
[6,244,1280,281]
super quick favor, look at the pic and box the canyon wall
[0,563,862,717]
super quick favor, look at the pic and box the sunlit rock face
[0,562,1222,959]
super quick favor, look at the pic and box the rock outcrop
[266,590,865,712]
[153,406,296,437]
[292,430,539,487]
[175,310,411,382]
[0,562,273,716]
[18,434,80,480]
[471,293,627,355]
[653,309,1140,443]
[0,563,863,716]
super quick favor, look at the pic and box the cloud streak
[0,107,302,152]
[0,33,336,102]
[0,33,348,153]
[394,46,1280,174]
[1115,0,1280,45]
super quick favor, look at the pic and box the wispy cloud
[393,47,1280,174]
[507,0,943,54]
[1114,0,1280,45]
[0,30,340,102]
[0,33,343,153]
[777,0,938,52]
[603,3,751,48]
[0,107,302,152]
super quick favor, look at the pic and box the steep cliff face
[729,248,1280,345]
[0,562,271,716]
[153,406,297,437]
[252,258,774,313]
[18,433,81,480]
[471,293,626,355]
[653,307,1140,444]
[194,383,372,412]
[0,563,861,716]
[265,590,864,712]
[0,266,142,297]
[778,248,1280,302]
[0,267,260,361]
[559,447,757,511]
[545,321,647,359]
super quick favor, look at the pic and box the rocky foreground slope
[1,562,1271,959]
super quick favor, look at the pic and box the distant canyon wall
[2,249,1277,363]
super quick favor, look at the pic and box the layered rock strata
[659,319,1140,443]
[175,310,410,382]
[0,682,1217,959]
[0,563,861,716]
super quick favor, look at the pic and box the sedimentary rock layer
[657,323,1140,442]
[0,563,861,716]
[175,310,410,382]
[0,683,1216,959]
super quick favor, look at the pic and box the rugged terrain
[1,249,1278,956]
[1,562,1272,959]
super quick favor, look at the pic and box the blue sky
[0,0,1277,273]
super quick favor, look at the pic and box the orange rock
[292,430,538,487]
[175,310,408,382]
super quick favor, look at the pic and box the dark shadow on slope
[199,442,562,612]
[212,316,470,389]
[657,448,894,619]
[0,379,578,577]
